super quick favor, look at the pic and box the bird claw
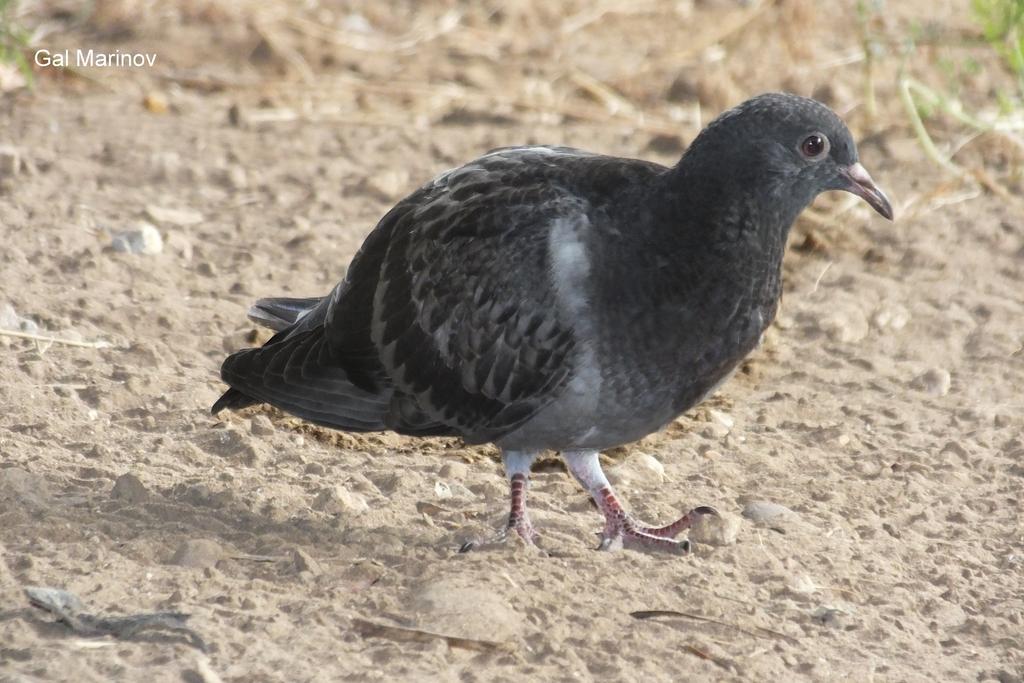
[458,515,538,553]
[597,505,718,555]
[597,531,692,555]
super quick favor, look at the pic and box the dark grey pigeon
[213,92,893,554]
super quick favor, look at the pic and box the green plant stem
[899,78,965,176]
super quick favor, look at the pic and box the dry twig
[631,609,799,645]
[0,328,112,349]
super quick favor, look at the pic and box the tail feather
[247,296,323,332]
[211,387,259,415]
[213,328,391,431]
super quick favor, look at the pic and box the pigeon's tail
[211,387,259,414]
[247,296,323,332]
[211,327,392,432]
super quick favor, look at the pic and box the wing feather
[368,148,591,442]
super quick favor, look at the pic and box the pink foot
[459,472,539,552]
[595,486,718,554]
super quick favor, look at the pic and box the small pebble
[786,573,818,596]
[434,481,453,499]
[707,409,734,431]
[249,415,275,437]
[741,500,798,523]
[143,91,169,114]
[169,539,224,568]
[911,368,951,397]
[818,305,869,343]
[438,461,469,480]
[196,261,218,277]
[688,512,740,546]
[702,423,730,439]
[810,605,848,629]
[313,485,368,515]
[0,303,19,330]
[110,473,149,504]
[165,232,193,261]
[0,145,21,176]
[290,548,322,575]
[871,303,910,331]
[994,670,1022,683]
[111,222,163,255]
[227,103,243,127]
[882,522,901,538]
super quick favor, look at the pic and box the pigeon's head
[683,92,893,221]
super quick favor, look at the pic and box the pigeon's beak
[840,163,894,221]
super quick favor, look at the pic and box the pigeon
[212,92,893,554]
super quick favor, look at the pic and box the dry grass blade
[284,11,461,54]
[681,643,733,669]
[630,609,799,645]
[560,0,660,34]
[252,21,313,82]
[351,618,510,652]
[971,166,1022,205]
[569,68,640,116]
[257,74,687,137]
[230,554,285,563]
[0,328,112,349]
[25,587,207,651]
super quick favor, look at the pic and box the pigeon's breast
[508,262,780,451]
[493,216,685,450]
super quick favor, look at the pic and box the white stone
[818,304,869,343]
[0,303,20,330]
[111,222,163,255]
[434,481,453,499]
[786,572,818,596]
[871,303,910,331]
[707,409,734,431]
[688,512,740,546]
[742,500,798,523]
[439,461,469,479]
[333,485,369,514]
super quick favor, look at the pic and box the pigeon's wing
[368,148,588,443]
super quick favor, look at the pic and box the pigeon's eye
[799,133,829,160]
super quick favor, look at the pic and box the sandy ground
[1,1,1022,681]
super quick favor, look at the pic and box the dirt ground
[1,1,1022,681]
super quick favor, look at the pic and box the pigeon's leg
[563,450,717,553]
[501,450,539,544]
[459,450,539,552]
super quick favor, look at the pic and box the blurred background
[2,0,1022,199]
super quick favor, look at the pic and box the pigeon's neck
[656,155,807,259]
